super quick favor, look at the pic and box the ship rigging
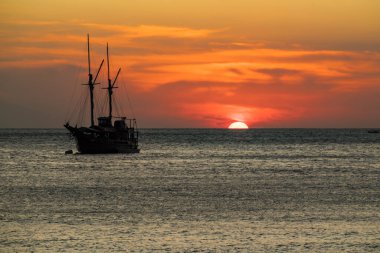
[64,35,140,154]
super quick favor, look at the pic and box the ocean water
[0,128,379,252]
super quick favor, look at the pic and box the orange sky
[0,0,380,128]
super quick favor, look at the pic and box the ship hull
[65,124,140,154]
[75,139,140,154]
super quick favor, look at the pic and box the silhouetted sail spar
[65,35,140,154]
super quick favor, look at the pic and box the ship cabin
[114,119,126,130]
[98,116,112,127]
[98,116,128,130]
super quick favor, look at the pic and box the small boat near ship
[65,35,139,154]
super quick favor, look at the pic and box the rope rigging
[65,38,137,127]
[120,74,136,120]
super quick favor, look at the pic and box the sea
[0,128,379,252]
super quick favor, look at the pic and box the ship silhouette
[65,35,139,154]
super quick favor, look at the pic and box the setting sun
[228,122,249,129]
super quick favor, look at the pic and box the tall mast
[107,43,113,119]
[87,34,95,127]
[103,43,120,120]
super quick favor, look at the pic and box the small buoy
[65,150,73,155]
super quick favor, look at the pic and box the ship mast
[87,34,95,127]
[105,43,121,119]
[85,34,104,127]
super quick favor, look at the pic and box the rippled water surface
[1,129,379,252]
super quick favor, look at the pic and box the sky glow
[0,0,379,128]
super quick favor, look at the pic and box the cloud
[128,60,380,127]
[228,68,244,75]
[0,19,224,69]
[1,18,380,127]
[254,68,300,78]
[1,19,62,26]
[81,23,220,39]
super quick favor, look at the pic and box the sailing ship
[65,35,140,154]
